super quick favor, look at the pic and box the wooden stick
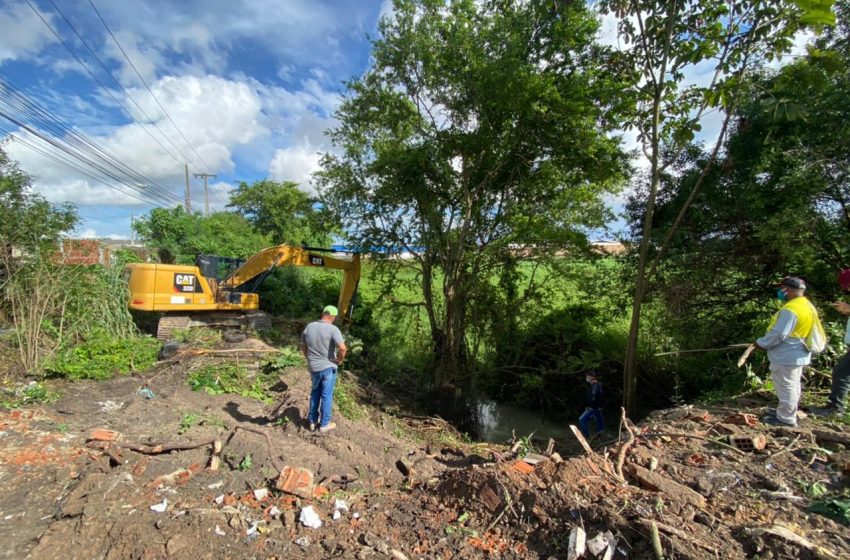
[642,431,746,455]
[569,425,594,455]
[648,521,719,554]
[615,407,636,481]
[649,521,664,560]
[87,438,215,455]
[654,343,751,357]
[764,434,802,461]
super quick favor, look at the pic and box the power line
[87,0,213,173]
[29,0,193,170]
[0,78,183,207]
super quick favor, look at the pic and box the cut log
[626,464,706,508]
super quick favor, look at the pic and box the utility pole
[184,164,191,212]
[130,212,135,245]
[193,173,217,215]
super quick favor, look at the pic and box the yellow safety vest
[766,296,815,339]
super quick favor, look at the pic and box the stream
[470,396,575,443]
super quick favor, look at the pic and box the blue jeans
[308,367,337,427]
[579,408,604,437]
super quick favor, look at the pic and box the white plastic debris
[253,488,269,501]
[295,536,311,547]
[567,527,586,560]
[96,400,124,412]
[246,521,259,536]
[352,512,361,520]
[214,525,226,536]
[299,505,322,529]
[207,480,224,490]
[334,499,349,511]
[214,494,224,505]
[149,499,168,513]
[268,506,282,518]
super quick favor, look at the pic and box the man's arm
[300,332,309,360]
[336,341,347,365]
[755,310,797,349]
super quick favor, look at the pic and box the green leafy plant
[0,381,60,408]
[809,498,850,526]
[264,345,304,371]
[238,454,253,471]
[172,328,222,348]
[45,332,159,380]
[188,363,274,403]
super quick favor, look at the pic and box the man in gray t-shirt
[301,305,347,432]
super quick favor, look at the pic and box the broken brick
[89,428,121,442]
[312,485,329,499]
[512,460,534,475]
[722,413,759,427]
[729,434,767,452]
[275,466,314,499]
[477,483,501,512]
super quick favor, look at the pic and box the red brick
[275,466,314,499]
[89,428,121,442]
[512,460,534,475]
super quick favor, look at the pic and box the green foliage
[0,147,78,252]
[0,381,60,408]
[172,328,222,348]
[133,206,271,264]
[45,331,160,380]
[809,497,850,525]
[187,363,274,403]
[319,0,628,385]
[264,345,304,371]
[335,374,365,420]
[178,411,227,434]
[257,267,342,318]
[238,454,253,471]
[228,179,336,246]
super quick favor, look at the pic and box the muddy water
[471,396,574,443]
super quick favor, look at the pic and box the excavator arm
[220,245,361,319]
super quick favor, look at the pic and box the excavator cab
[126,245,361,340]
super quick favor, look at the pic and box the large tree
[228,179,335,247]
[602,0,836,412]
[133,207,271,264]
[318,0,629,387]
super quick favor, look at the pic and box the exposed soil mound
[2,339,850,559]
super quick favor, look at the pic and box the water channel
[470,396,575,443]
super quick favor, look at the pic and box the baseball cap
[323,305,339,316]
[839,269,850,290]
[779,276,806,290]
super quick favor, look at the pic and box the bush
[188,363,274,403]
[45,331,160,380]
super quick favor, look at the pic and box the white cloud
[73,227,129,240]
[268,143,322,190]
[0,3,58,62]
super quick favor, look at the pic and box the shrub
[45,331,160,380]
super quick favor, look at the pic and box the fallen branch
[642,431,746,455]
[87,438,216,455]
[569,425,594,455]
[649,521,664,560]
[615,407,636,481]
[189,348,280,356]
[764,434,802,461]
[744,525,839,560]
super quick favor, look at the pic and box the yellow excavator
[126,245,361,340]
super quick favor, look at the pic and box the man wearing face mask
[755,276,818,427]
[811,269,850,417]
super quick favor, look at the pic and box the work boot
[761,415,796,428]
[319,422,337,433]
[810,404,844,417]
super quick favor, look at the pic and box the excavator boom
[221,245,361,320]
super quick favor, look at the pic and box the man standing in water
[301,305,347,433]
[579,371,604,438]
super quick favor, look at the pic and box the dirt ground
[1,337,850,559]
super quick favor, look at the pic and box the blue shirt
[756,309,812,366]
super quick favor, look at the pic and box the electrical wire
[87,0,213,173]
[0,78,183,207]
[27,0,193,170]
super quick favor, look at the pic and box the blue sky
[0,1,814,241]
[0,0,392,238]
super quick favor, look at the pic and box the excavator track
[156,312,273,341]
